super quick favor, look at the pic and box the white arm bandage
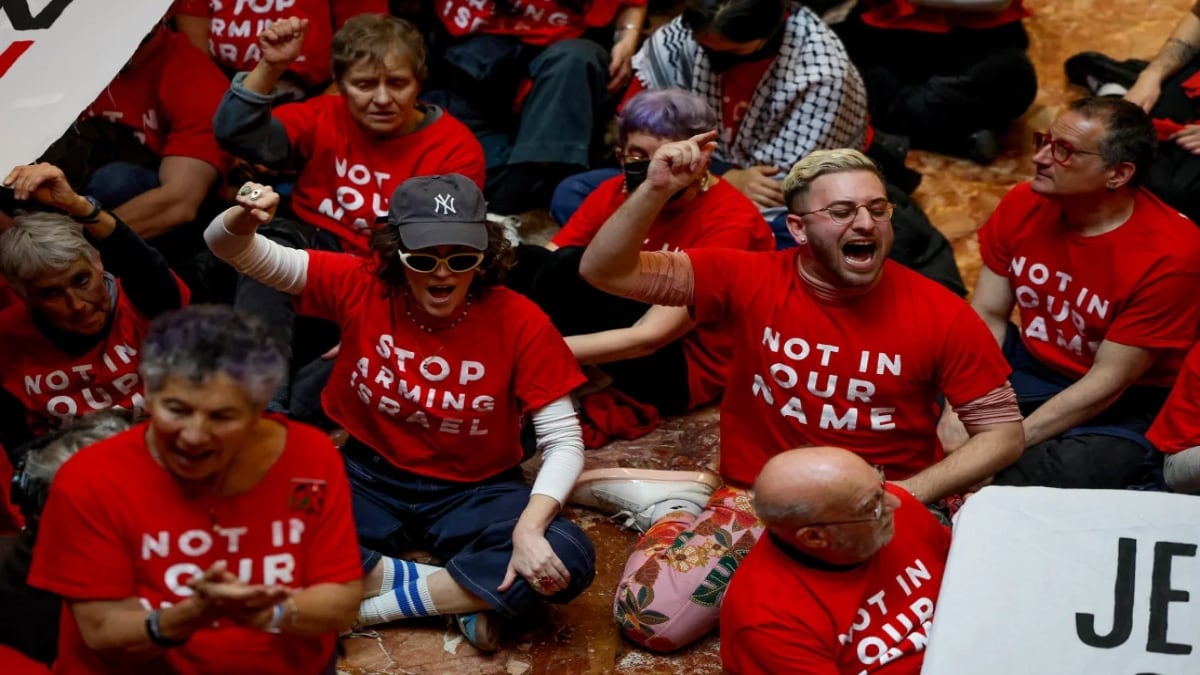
[528,395,585,505]
[203,209,310,295]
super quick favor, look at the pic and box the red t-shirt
[720,56,775,147]
[294,252,586,481]
[28,419,362,675]
[0,277,191,436]
[1147,342,1200,454]
[554,175,773,408]
[979,182,1200,387]
[80,31,231,174]
[721,486,951,675]
[691,250,1010,487]
[174,0,388,87]
[434,0,645,46]
[275,98,485,254]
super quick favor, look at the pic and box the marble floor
[337,1,1193,672]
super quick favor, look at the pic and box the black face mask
[623,159,651,193]
[623,159,690,202]
[701,21,787,74]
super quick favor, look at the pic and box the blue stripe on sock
[395,581,418,617]
[399,559,415,586]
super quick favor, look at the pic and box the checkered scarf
[632,3,869,171]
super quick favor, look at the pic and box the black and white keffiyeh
[632,3,869,172]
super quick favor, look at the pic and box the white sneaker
[569,468,721,532]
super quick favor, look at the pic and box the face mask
[623,159,651,193]
[701,21,787,74]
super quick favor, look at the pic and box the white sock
[378,557,440,594]
[1096,82,1129,97]
[359,575,440,625]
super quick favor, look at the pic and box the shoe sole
[574,467,722,491]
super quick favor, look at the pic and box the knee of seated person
[86,161,161,208]
[544,519,597,597]
[537,38,609,75]
[1163,450,1200,494]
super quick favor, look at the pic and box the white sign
[923,486,1200,674]
[0,0,176,171]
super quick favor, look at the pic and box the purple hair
[617,88,719,148]
[139,305,287,405]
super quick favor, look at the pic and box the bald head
[754,447,882,529]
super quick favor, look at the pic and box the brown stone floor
[337,1,1192,672]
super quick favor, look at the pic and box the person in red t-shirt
[569,139,1022,651]
[205,174,595,653]
[950,97,1200,490]
[831,0,1037,164]
[0,163,190,452]
[28,306,363,675]
[173,0,388,95]
[721,446,951,675]
[1147,343,1200,493]
[213,15,486,418]
[511,89,773,416]
[424,0,648,215]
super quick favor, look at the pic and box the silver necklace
[405,296,472,333]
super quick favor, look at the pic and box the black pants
[836,17,1037,149]
[991,326,1164,489]
[509,245,691,415]
[231,217,341,423]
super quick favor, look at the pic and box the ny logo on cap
[434,193,456,215]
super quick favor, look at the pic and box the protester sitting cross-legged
[510,88,774,420]
[204,174,596,653]
[0,163,190,452]
[27,305,364,674]
[213,14,485,421]
[720,446,952,675]
[0,410,134,668]
[568,136,1022,651]
[940,97,1200,490]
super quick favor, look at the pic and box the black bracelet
[70,195,103,224]
[145,609,188,648]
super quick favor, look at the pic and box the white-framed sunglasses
[397,251,484,274]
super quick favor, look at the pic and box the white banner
[0,0,177,171]
[923,486,1200,674]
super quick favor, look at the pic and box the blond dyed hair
[782,149,882,212]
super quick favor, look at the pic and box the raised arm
[204,183,309,295]
[1126,5,1200,111]
[3,163,184,315]
[213,18,310,168]
[579,131,717,301]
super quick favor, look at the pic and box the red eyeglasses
[1033,131,1103,165]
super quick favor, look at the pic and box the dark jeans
[836,17,1037,149]
[231,217,341,420]
[341,438,596,618]
[424,35,612,214]
[992,325,1165,489]
[509,245,691,415]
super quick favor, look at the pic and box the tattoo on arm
[1159,38,1200,72]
